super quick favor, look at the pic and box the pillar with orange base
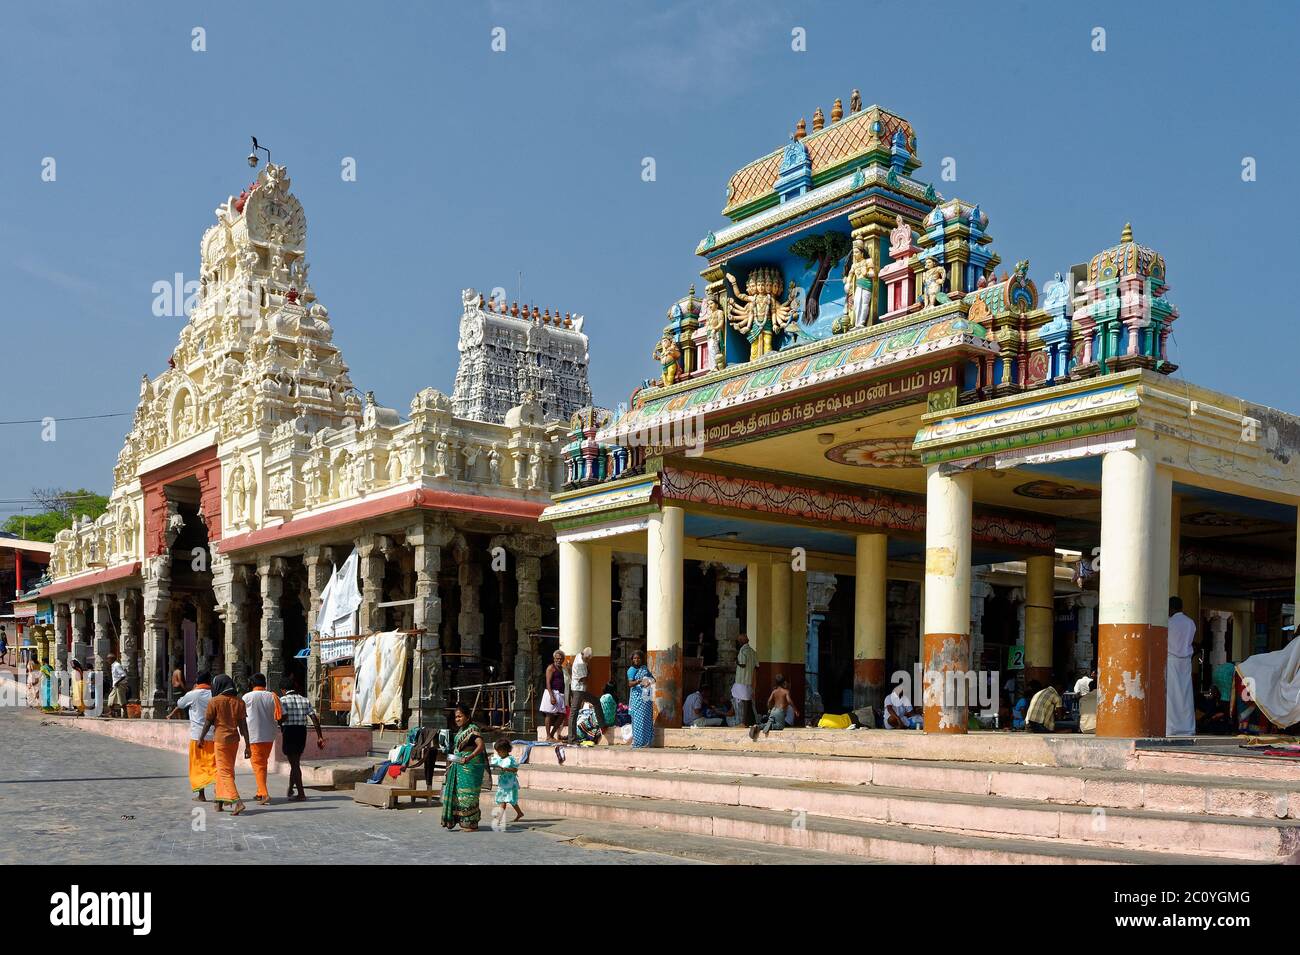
[922,466,973,734]
[558,539,591,670]
[853,533,888,710]
[787,568,808,718]
[768,562,792,702]
[1096,446,1170,737]
[1024,555,1055,688]
[647,506,684,729]
[746,561,773,693]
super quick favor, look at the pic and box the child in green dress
[490,739,523,823]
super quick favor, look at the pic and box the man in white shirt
[883,682,922,729]
[1073,669,1096,696]
[105,653,130,718]
[682,684,725,727]
[242,672,282,803]
[1167,596,1197,736]
[168,671,216,801]
[732,634,759,726]
[566,647,608,744]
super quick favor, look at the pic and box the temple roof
[1087,222,1167,286]
[722,104,918,219]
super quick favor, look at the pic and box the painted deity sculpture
[725,267,800,360]
[920,259,949,309]
[652,329,682,386]
[844,238,878,328]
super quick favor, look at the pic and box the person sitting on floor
[749,674,799,740]
[683,684,727,727]
[1195,686,1232,735]
[573,702,603,745]
[883,681,922,729]
[1025,681,1063,734]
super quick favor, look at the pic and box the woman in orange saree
[199,675,251,815]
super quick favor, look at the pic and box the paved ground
[0,706,692,865]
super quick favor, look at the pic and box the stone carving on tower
[451,289,593,425]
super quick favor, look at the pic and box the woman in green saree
[441,704,487,831]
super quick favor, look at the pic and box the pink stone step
[513,743,1300,820]
[517,764,1300,861]
[520,790,1251,866]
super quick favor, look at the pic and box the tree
[788,231,852,325]
[1,488,109,542]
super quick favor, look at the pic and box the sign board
[1006,645,1025,671]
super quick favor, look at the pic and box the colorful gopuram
[38,159,596,728]
[542,94,1300,738]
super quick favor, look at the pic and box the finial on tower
[794,118,807,140]
[1120,222,1133,243]
[831,98,843,123]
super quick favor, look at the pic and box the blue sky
[2,0,1298,514]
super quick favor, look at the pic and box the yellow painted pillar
[588,544,612,692]
[558,539,591,664]
[1169,494,1182,597]
[788,569,808,716]
[1097,447,1171,737]
[647,506,684,729]
[854,533,888,709]
[923,466,973,734]
[770,562,792,671]
[746,560,772,669]
[1024,555,1055,687]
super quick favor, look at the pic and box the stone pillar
[496,534,555,731]
[1097,446,1171,737]
[408,521,451,728]
[853,532,888,710]
[257,557,286,695]
[54,603,71,669]
[713,564,743,674]
[118,588,141,704]
[647,506,684,729]
[1207,611,1230,667]
[1024,554,1055,687]
[787,568,807,720]
[746,561,772,686]
[224,565,253,691]
[589,544,613,693]
[615,554,646,696]
[454,538,485,659]
[1073,593,1098,673]
[301,545,334,705]
[357,536,388,636]
[92,594,113,700]
[71,598,91,667]
[922,466,973,734]
[769,561,792,682]
[805,571,836,718]
[142,556,172,717]
[970,578,993,671]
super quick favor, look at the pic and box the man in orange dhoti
[169,671,215,800]
[200,674,251,815]
[242,672,282,804]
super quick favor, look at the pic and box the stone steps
[520,789,1254,865]
[517,761,1299,862]
[515,744,1300,820]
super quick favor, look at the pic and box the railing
[447,679,516,731]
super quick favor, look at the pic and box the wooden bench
[351,767,440,809]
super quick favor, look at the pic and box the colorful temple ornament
[561,408,638,489]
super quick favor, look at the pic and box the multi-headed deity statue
[920,258,948,310]
[652,328,682,386]
[725,267,800,360]
[844,238,878,328]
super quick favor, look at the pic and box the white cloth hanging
[318,551,363,665]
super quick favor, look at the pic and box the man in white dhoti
[1166,596,1197,736]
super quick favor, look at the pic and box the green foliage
[2,488,109,542]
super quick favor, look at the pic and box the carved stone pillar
[118,588,141,703]
[1010,587,1026,648]
[356,535,388,636]
[142,556,172,717]
[713,563,744,674]
[71,598,92,667]
[257,557,286,695]
[1074,593,1098,673]
[301,545,335,705]
[969,578,994,670]
[409,521,452,728]
[494,534,555,731]
[1207,610,1230,667]
[614,554,646,696]
[454,536,485,658]
[92,593,113,692]
[805,570,837,717]
[54,603,71,669]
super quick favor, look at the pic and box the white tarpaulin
[317,550,362,665]
[349,630,408,727]
[1238,637,1300,729]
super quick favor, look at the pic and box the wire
[0,412,130,425]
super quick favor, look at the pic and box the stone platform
[515,728,1300,864]
[60,714,375,788]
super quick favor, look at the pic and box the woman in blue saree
[441,704,487,831]
[626,650,655,748]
